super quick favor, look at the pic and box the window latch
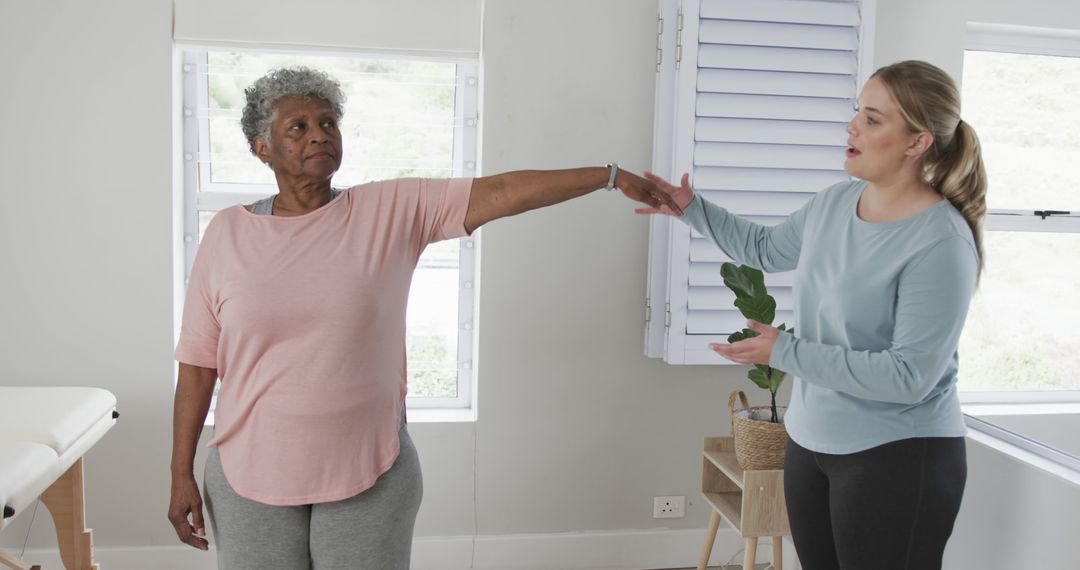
[1034,210,1070,219]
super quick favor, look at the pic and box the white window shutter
[646,0,876,364]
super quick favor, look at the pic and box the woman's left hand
[708,320,779,365]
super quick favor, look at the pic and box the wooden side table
[698,436,790,570]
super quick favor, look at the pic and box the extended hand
[616,169,684,216]
[168,475,209,551]
[634,172,695,216]
[709,320,779,365]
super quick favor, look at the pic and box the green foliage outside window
[205,52,458,187]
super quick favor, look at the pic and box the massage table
[0,387,118,570]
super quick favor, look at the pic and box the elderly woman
[168,67,674,569]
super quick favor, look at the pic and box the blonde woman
[641,61,986,569]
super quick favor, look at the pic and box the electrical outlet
[653,495,685,518]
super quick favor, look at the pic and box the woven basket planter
[729,390,788,471]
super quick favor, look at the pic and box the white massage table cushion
[0,441,60,532]
[0,387,117,472]
[0,386,117,453]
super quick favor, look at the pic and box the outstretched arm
[639,172,810,273]
[463,166,681,234]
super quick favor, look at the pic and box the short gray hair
[240,66,347,155]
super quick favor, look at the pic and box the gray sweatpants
[203,424,423,569]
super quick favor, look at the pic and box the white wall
[944,439,1080,569]
[0,0,179,553]
[0,0,769,566]
[875,1,1080,568]
[173,0,481,53]
[875,0,1080,79]
[5,0,1078,568]
[461,0,751,536]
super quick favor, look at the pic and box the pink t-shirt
[175,178,473,505]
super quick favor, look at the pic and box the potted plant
[720,262,793,470]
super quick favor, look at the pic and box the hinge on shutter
[675,8,683,69]
[645,297,652,325]
[656,11,663,72]
[664,302,672,330]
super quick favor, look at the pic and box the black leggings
[784,437,966,570]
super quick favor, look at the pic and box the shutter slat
[698,69,855,98]
[696,190,813,216]
[689,286,795,310]
[691,239,734,263]
[699,20,858,51]
[688,310,798,334]
[697,117,848,146]
[700,0,860,27]
[699,45,857,75]
[690,264,795,287]
[696,142,846,171]
[693,166,848,192]
[698,93,854,122]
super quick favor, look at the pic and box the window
[178,48,479,409]
[646,0,875,363]
[957,24,1080,400]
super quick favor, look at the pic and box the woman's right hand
[635,172,696,216]
[168,475,209,550]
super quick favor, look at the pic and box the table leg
[697,511,721,570]
[0,549,39,570]
[743,536,758,570]
[41,458,95,570]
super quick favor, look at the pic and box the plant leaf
[721,263,775,324]
[748,367,771,391]
[728,328,760,344]
[720,263,767,301]
[734,295,776,325]
[769,371,786,393]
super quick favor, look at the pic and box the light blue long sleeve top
[683,180,977,453]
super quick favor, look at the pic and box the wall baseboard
[13,527,797,570]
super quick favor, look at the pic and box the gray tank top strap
[250,195,275,215]
[249,189,344,216]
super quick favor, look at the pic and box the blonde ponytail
[926,119,987,275]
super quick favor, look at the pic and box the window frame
[176,44,480,411]
[959,23,1080,404]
